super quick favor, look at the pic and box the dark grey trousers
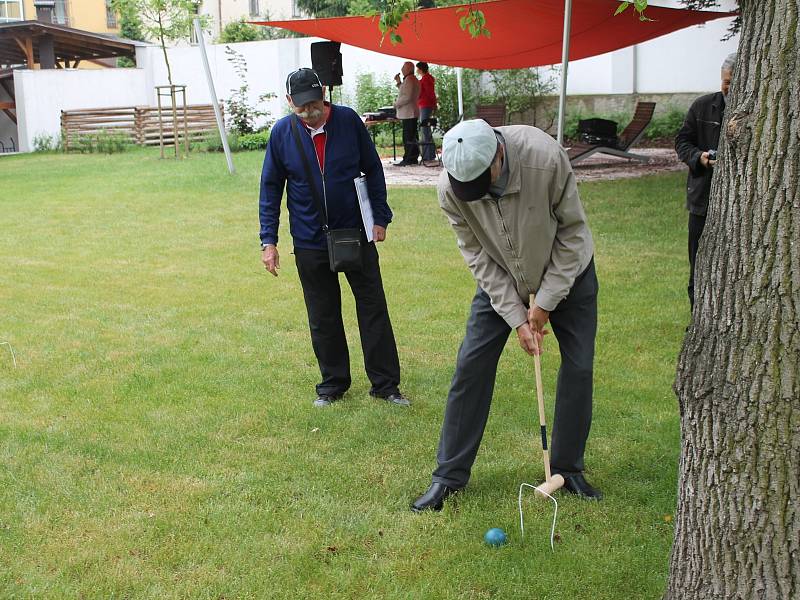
[432,260,598,489]
[688,212,707,310]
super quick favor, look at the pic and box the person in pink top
[416,62,438,163]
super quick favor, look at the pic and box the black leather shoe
[411,482,458,512]
[561,473,603,500]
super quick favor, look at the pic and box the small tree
[116,2,145,67]
[430,65,480,131]
[224,46,276,135]
[481,68,557,128]
[112,0,210,87]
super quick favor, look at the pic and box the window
[52,0,69,25]
[249,0,259,17]
[106,0,117,28]
[0,0,23,23]
[291,0,301,18]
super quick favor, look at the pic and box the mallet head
[535,473,565,498]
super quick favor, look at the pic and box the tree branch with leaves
[112,0,211,87]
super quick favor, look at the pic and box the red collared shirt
[301,103,332,172]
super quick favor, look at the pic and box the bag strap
[290,116,328,232]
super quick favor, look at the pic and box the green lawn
[1,149,688,599]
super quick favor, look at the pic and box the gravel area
[382,148,683,186]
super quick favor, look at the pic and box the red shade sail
[253,0,735,70]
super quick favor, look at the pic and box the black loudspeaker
[311,41,343,87]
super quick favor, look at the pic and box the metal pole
[194,18,235,175]
[456,67,464,120]
[556,0,573,146]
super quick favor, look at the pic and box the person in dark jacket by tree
[259,68,410,408]
[675,53,736,309]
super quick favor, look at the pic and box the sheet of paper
[354,176,374,242]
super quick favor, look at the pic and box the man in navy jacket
[259,68,409,407]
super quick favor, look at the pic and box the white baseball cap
[442,119,499,201]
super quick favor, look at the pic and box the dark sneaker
[313,394,341,407]
[371,391,411,406]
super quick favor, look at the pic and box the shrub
[65,130,132,154]
[217,13,301,42]
[95,130,132,154]
[239,130,270,151]
[479,67,557,127]
[430,66,480,132]
[224,46,276,135]
[353,71,395,116]
[644,107,686,140]
[203,131,241,152]
[218,19,260,43]
[33,133,60,152]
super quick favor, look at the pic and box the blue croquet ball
[484,527,507,546]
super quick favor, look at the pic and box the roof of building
[0,21,146,68]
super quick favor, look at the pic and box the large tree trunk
[665,2,799,599]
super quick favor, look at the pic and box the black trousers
[294,242,401,398]
[688,213,707,309]
[401,118,419,164]
[432,260,598,489]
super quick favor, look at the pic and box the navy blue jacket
[259,104,392,250]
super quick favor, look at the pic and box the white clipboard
[354,176,375,242]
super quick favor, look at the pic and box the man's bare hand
[517,323,549,356]
[373,225,387,242]
[700,151,716,168]
[517,322,549,356]
[528,304,550,336]
[262,244,280,277]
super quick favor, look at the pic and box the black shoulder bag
[290,116,363,273]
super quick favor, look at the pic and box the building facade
[199,0,301,38]
[0,0,24,23]
[11,1,120,34]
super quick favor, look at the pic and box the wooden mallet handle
[529,294,565,497]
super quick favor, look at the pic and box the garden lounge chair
[567,101,656,164]
[475,103,507,127]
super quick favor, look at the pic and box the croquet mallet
[529,293,564,498]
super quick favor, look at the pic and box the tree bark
[157,10,174,88]
[665,1,800,599]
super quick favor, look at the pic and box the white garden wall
[11,0,740,153]
[14,68,149,152]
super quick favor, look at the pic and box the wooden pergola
[0,70,15,125]
[0,21,139,71]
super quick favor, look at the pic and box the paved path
[382,148,683,186]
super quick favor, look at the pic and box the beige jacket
[394,75,420,119]
[437,125,594,329]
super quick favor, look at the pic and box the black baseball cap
[286,68,323,106]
